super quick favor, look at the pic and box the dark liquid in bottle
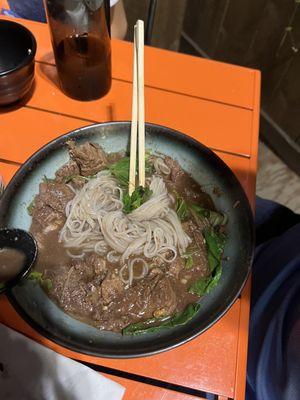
[55,34,111,101]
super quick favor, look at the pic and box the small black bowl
[0,20,37,106]
[0,228,37,295]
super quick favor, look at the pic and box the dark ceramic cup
[0,20,37,106]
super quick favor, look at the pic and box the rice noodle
[119,258,149,286]
[153,157,171,175]
[60,171,191,263]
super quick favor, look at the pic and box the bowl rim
[0,19,37,77]
[2,121,255,358]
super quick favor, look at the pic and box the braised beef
[68,141,108,176]
[101,273,125,304]
[94,272,178,331]
[31,182,74,232]
[168,258,184,278]
[50,254,108,316]
[164,156,214,209]
[39,182,74,213]
[192,230,209,275]
[55,160,80,182]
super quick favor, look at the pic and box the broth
[27,141,227,334]
[0,247,25,283]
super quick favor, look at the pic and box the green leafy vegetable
[0,282,4,290]
[27,199,35,216]
[41,279,53,290]
[182,246,199,270]
[62,174,87,183]
[176,196,190,221]
[109,157,130,186]
[205,263,222,293]
[188,276,212,296]
[184,255,194,270]
[204,228,227,272]
[42,175,55,183]
[123,186,153,214]
[28,271,52,291]
[189,228,226,296]
[122,303,201,335]
[109,157,154,186]
[182,246,198,257]
[191,204,227,227]
[28,271,43,280]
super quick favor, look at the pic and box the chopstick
[128,24,138,196]
[136,20,145,188]
[129,20,145,195]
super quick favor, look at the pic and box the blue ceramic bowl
[0,122,254,357]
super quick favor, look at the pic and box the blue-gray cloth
[7,0,46,22]
[247,198,300,400]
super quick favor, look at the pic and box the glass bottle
[44,0,111,101]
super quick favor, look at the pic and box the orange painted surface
[0,16,261,400]
[0,16,256,109]
[0,108,89,163]
[0,106,252,169]
[0,162,19,184]
[103,374,203,400]
[90,374,203,400]
[0,293,240,397]
[234,71,260,400]
[30,62,254,156]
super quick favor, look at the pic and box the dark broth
[0,247,25,283]
[28,144,222,333]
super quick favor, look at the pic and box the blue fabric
[247,197,300,400]
[0,8,19,17]
[7,0,46,22]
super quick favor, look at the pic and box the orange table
[0,16,260,400]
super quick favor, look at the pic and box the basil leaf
[27,199,35,216]
[176,196,190,221]
[28,271,52,291]
[204,228,226,271]
[182,246,198,258]
[189,228,226,296]
[110,157,154,187]
[205,263,222,293]
[109,157,130,186]
[185,255,194,270]
[42,175,55,183]
[122,303,201,335]
[191,204,227,227]
[41,278,53,291]
[123,186,152,214]
[28,271,43,280]
[189,276,212,296]
[63,174,88,184]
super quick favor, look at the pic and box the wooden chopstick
[136,20,145,188]
[129,20,145,194]
[128,24,138,196]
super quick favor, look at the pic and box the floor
[256,141,300,214]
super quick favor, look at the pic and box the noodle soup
[27,141,227,334]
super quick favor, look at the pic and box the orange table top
[0,16,260,400]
